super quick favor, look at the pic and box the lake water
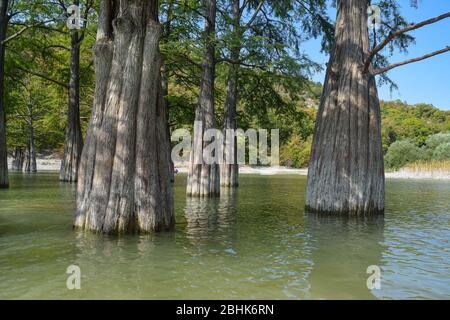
[0,173,449,299]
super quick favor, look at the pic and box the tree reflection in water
[304,213,385,299]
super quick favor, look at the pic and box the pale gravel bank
[7,157,450,180]
[7,157,61,171]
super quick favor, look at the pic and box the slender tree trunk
[186,0,220,196]
[23,148,29,172]
[221,0,240,187]
[75,0,174,233]
[161,1,174,182]
[0,0,8,187]
[24,114,36,173]
[12,146,24,171]
[306,0,384,215]
[29,117,36,173]
[60,5,83,183]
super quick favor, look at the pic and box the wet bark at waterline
[74,0,174,233]
[186,0,220,197]
[60,13,83,183]
[306,0,385,215]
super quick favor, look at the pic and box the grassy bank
[404,160,450,172]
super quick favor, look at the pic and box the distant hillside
[380,100,450,152]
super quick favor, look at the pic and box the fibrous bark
[12,146,24,171]
[186,0,220,196]
[60,1,83,183]
[220,0,239,188]
[0,0,8,187]
[74,0,174,233]
[23,118,37,173]
[161,4,174,182]
[306,0,384,215]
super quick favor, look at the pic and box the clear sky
[301,0,450,110]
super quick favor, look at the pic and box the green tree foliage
[384,139,425,170]
[280,134,312,168]
[432,143,450,161]
[2,0,448,172]
[4,0,95,154]
[425,132,450,150]
[380,101,450,152]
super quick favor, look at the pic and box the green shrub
[422,133,450,159]
[280,134,312,168]
[384,140,425,170]
[425,133,450,149]
[432,143,450,161]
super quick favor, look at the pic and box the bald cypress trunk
[161,2,174,182]
[0,0,8,188]
[161,62,174,182]
[220,0,239,188]
[74,0,174,233]
[186,0,220,196]
[60,11,83,182]
[12,147,24,171]
[306,0,384,215]
[23,115,37,173]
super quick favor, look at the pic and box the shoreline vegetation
[8,157,450,180]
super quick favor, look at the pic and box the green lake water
[0,172,449,299]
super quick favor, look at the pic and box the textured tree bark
[24,116,37,173]
[22,100,37,173]
[186,0,220,196]
[161,7,174,182]
[306,0,385,215]
[0,0,8,187]
[161,63,174,182]
[60,3,83,183]
[74,0,174,233]
[12,147,24,171]
[220,0,240,188]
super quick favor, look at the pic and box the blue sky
[301,0,450,110]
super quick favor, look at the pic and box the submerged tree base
[305,205,384,216]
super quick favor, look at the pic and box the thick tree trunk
[60,9,83,182]
[220,0,240,188]
[12,146,24,171]
[186,0,220,196]
[306,0,385,215]
[74,0,174,233]
[0,0,8,187]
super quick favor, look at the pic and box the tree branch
[364,11,450,72]
[3,19,55,44]
[15,66,69,89]
[372,46,450,75]
[44,44,71,51]
[244,0,264,28]
[217,57,266,70]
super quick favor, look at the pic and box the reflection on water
[304,214,385,299]
[0,173,449,299]
[184,189,237,244]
